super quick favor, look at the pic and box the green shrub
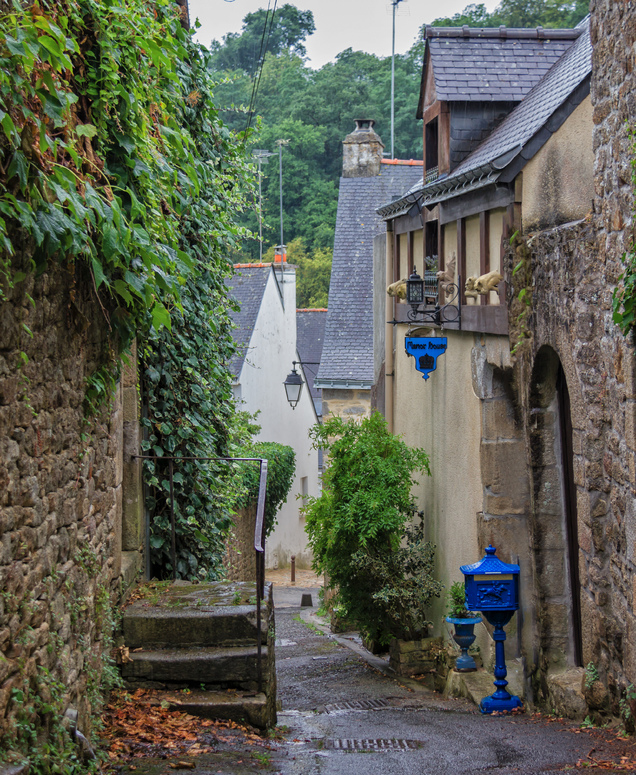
[303,411,440,644]
[235,441,296,537]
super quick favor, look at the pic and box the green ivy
[141,267,242,580]
[235,441,296,537]
[0,0,251,351]
[613,127,636,340]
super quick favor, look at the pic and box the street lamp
[283,365,303,409]
[406,268,425,310]
[283,360,321,409]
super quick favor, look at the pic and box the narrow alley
[267,582,631,775]
[106,577,636,775]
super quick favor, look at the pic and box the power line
[243,0,279,140]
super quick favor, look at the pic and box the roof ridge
[297,308,328,312]
[233,262,272,268]
[425,25,582,40]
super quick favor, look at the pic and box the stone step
[121,645,271,691]
[123,581,270,649]
[161,689,272,730]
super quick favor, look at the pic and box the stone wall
[0,257,133,752]
[321,388,372,421]
[505,131,636,717]
[225,506,257,582]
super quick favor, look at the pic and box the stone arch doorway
[529,346,582,671]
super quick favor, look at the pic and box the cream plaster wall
[522,96,594,231]
[236,267,319,570]
[488,208,506,305]
[392,328,484,635]
[398,233,408,278]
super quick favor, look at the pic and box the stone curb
[299,609,433,694]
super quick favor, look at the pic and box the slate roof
[317,164,422,387]
[225,265,271,379]
[296,309,327,417]
[381,19,591,218]
[418,26,580,114]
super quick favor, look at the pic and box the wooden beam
[479,211,490,306]
[439,109,450,176]
[438,220,445,305]
[393,230,399,319]
[457,218,466,306]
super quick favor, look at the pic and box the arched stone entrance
[528,346,582,673]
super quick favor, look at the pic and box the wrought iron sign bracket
[388,276,462,331]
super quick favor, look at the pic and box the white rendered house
[227,261,319,569]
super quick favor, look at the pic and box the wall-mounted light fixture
[402,270,462,328]
[283,365,304,409]
[283,360,321,410]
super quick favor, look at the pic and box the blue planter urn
[446,616,481,671]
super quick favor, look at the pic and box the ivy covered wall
[0,0,254,766]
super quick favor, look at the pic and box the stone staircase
[120,580,276,729]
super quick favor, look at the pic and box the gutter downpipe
[385,224,395,433]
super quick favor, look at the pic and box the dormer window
[425,118,439,183]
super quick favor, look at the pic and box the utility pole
[252,149,275,261]
[275,139,290,250]
[391,0,406,160]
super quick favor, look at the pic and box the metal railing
[424,270,439,304]
[425,165,439,184]
[133,454,268,691]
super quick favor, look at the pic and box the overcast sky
[189,0,500,69]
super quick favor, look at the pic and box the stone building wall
[502,0,636,713]
[588,0,636,704]
[0,257,130,750]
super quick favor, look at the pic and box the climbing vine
[612,128,636,339]
[0,0,251,352]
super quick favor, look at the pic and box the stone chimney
[342,119,385,178]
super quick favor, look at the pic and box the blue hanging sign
[405,337,448,380]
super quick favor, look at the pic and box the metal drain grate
[322,699,391,713]
[324,739,422,751]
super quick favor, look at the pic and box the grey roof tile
[383,20,591,217]
[449,22,591,177]
[317,165,422,385]
[429,36,574,102]
[296,309,327,416]
[224,265,271,379]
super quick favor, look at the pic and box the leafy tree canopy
[210,0,589,299]
[210,4,315,73]
[431,0,589,28]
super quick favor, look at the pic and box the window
[424,220,439,304]
[425,118,439,182]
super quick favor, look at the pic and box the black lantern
[406,269,424,308]
[283,366,304,409]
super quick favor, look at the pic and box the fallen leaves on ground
[101,689,264,763]
[528,712,636,770]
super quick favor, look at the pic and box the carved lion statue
[474,270,503,295]
[387,279,407,299]
[464,276,479,299]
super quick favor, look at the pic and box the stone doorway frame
[528,346,583,672]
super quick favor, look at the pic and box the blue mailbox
[460,546,522,714]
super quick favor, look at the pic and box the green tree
[304,412,441,644]
[265,238,332,307]
[210,4,315,73]
[431,0,588,28]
